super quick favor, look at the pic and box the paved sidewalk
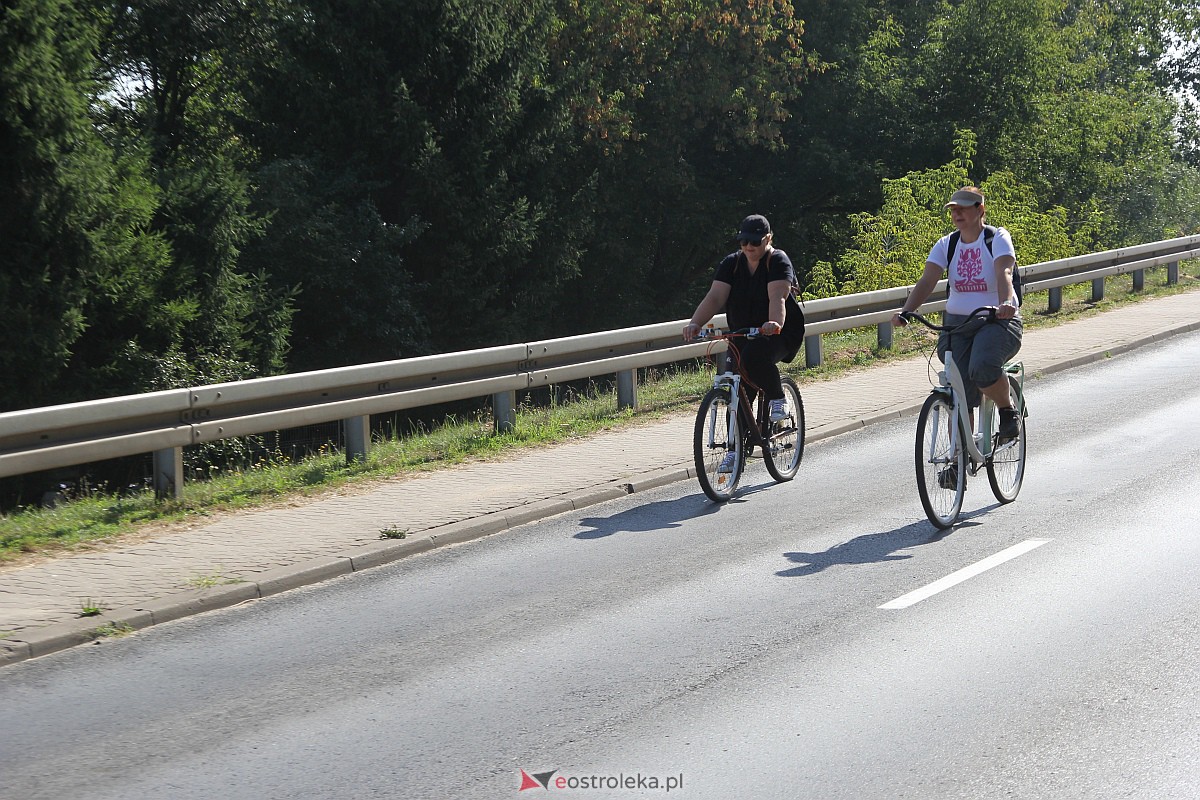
[3,291,1200,666]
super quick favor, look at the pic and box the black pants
[728,336,789,400]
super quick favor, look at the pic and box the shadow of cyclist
[575,494,726,539]
[775,516,987,577]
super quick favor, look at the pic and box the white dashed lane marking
[879,539,1052,609]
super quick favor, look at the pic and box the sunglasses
[739,238,764,247]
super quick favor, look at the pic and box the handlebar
[694,326,762,340]
[900,306,997,333]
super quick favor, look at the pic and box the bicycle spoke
[693,386,742,501]
[763,377,805,482]
[986,375,1027,503]
[916,393,965,528]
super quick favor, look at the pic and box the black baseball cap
[736,215,771,242]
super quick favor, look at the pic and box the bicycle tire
[763,377,805,482]
[915,391,966,529]
[694,385,743,502]
[986,375,1027,503]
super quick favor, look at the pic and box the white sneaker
[717,451,738,473]
[769,398,788,422]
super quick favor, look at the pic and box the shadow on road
[573,491,728,539]
[775,514,986,577]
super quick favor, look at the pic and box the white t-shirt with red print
[927,227,1017,316]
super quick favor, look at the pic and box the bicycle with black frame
[900,307,1028,528]
[691,326,805,502]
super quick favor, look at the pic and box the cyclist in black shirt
[684,215,800,469]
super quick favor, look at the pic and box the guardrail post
[1168,260,1179,285]
[616,369,637,410]
[344,415,370,463]
[153,447,183,501]
[1133,269,1144,292]
[805,334,823,368]
[493,390,517,434]
[1091,277,1105,302]
[1048,287,1062,312]
[877,322,893,350]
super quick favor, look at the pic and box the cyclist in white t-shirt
[892,187,1022,442]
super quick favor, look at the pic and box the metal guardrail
[2,233,1198,498]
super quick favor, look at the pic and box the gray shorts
[937,313,1023,407]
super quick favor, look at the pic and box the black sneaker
[938,464,959,489]
[997,407,1020,443]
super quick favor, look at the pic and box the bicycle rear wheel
[915,391,965,529]
[694,385,743,501]
[987,375,1027,503]
[763,377,805,482]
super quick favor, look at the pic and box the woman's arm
[761,279,791,335]
[994,254,1018,319]
[683,281,732,340]
[892,261,945,326]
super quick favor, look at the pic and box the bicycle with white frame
[900,307,1028,528]
[692,326,805,502]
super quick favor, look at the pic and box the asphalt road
[2,332,1199,800]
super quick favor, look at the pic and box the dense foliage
[2,0,1198,411]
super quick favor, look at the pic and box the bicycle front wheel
[763,377,805,482]
[694,386,743,502]
[915,392,965,529]
[987,375,1027,503]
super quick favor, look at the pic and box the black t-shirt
[713,248,797,330]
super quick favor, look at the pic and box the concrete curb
[1030,320,1200,378]
[3,319,1197,668]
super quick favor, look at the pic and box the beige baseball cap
[945,189,985,207]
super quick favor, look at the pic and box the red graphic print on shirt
[953,245,987,293]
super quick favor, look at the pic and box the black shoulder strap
[950,225,1020,300]
[946,225,996,267]
[982,224,995,252]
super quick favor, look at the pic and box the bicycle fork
[707,376,741,454]
[935,360,1025,473]
[933,353,982,471]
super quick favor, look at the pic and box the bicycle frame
[932,350,1024,473]
[707,364,758,453]
[700,330,767,454]
[691,325,806,501]
[901,306,1027,527]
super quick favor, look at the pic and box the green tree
[551,0,825,330]
[911,0,1196,246]
[986,1,1184,244]
[241,0,581,365]
[835,130,1086,295]
[802,259,839,300]
[97,0,294,385]
[0,0,169,410]
[769,0,950,263]
[837,131,974,294]
[241,159,424,369]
